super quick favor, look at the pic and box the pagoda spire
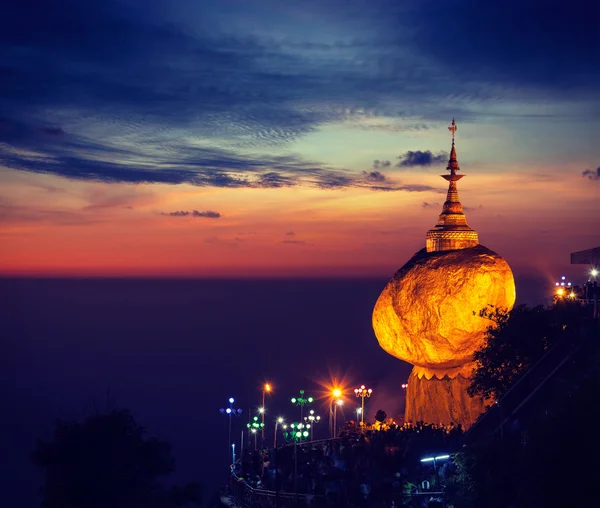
[425,119,479,253]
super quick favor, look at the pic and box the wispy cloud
[161,210,221,218]
[463,205,484,212]
[1,0,597,194]
[373,160,391,169]
[582,167,600,181]
[282,239,307,245]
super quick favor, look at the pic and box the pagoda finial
[446,118,459,175]
[448,117,457,143]
[425,118,479,252]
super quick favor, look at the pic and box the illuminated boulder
[373,245,515,371]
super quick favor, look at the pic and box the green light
[296,431,302,437]
[303,431,308,437]
[291,423,295,429]
[253,416,258,422]
[308,397,314,403]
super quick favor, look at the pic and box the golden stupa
[372,119,516,428]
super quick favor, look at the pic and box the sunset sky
[1,0,599,280]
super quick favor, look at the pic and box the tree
[449,321,600,507]
[33,409,202,508]
[468,302,591,401]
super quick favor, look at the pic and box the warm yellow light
[277,417,284,424]
[557,288,564,296]
[591,269,598,277]
[569,292,576,299]
[332,388,342,398]
[258,407,265,414]
[336,399,344,406]
[264,383,271,392]
[372,246,516,370]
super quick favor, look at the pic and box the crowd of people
[231,419,463,507]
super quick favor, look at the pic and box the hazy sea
[0,276,545,507]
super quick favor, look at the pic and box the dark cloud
[362,171,386,183]
[396,151,447,168]
[373,160,391,168]
[463,205,483,212]
[1,0,595,193]
[40,126,65,136]
[582,168,600,181]
[285,231,295,236]
[282,240,307,245]
[162,210,221,218]
[255,172,296,188]
[421,202,440,208]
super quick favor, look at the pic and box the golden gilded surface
[404,367,487,428]
[372,245,516,370]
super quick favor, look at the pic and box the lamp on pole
[247,415,264,450]
[332,399,343,438]
[304,409,321,441]
[274,417,284,449]
[420,454,450,491]
[354,385,372,424]
[291,390,313,422]
[219,398,243,465]
[262,383,271,447]
[329,388,342,438]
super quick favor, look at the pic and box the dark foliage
[468,301,592,401]
[450,321,600,507]
[32,409,202,508]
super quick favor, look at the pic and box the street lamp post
[219,398,243,465]
[262,383,271,447]
[291,390,313,422]
[247,415,264,451]
[304,409,321,440]
[274,417,284,448]
[332,399,343,438]
[329,388,342,438]
[354,385,373,425]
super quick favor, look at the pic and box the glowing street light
[247,415,264,450]
[356,407,362,422]
[287,422,310,442]
[420,454,450,490]
[274,417,285,448]
[354,385,373,424]
[591,268,598,278]
[219,398,242,465]
[402,383,409,391]
[291,390,313,421]
[303,409,321,440]
[329,388,343,438]
[261,383,272,447]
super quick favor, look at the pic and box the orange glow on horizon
[1,165,599,278]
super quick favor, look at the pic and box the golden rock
[372,245,516,370]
